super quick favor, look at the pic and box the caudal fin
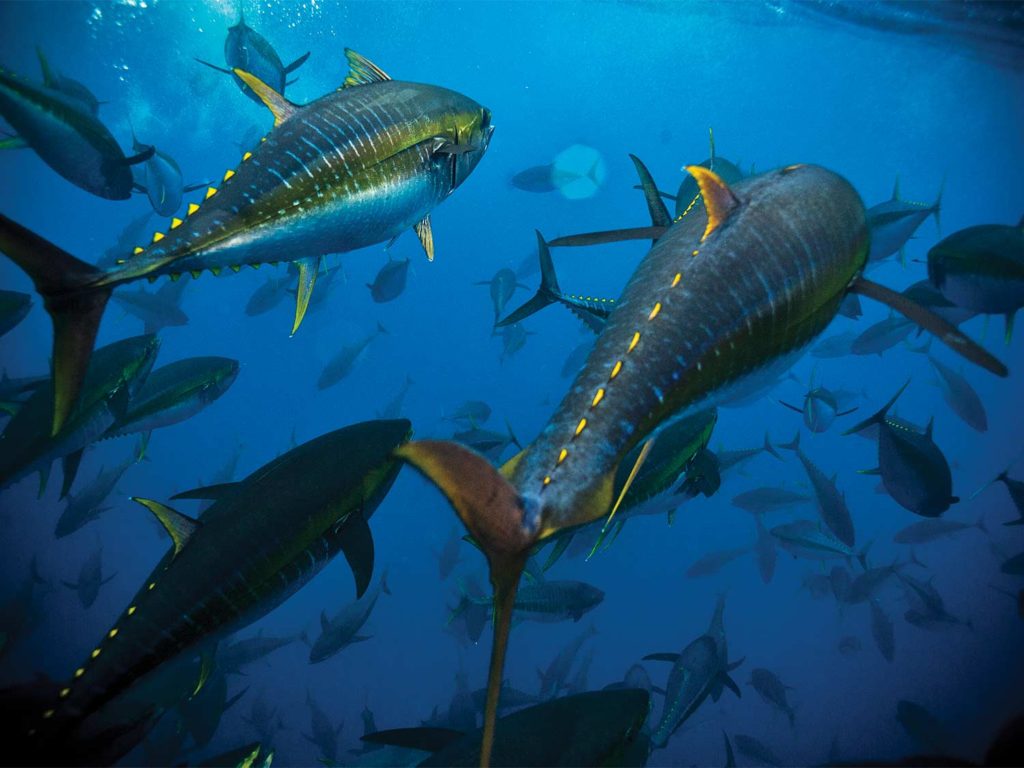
[0,215,112,433]
[395,440,539,767]
[497,231,561,327]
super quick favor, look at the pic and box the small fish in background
[865,177,942,265]
[457,578,604,626]
[972,465,1024,526]
[731,486,812,515]
[497,322,533,362]
[0,371,46,420]
[317,323,387,390]
[779,373,859,433]
[838,635,862,655]
[685,546,750,579]
[309,573,390,665]
[560,339,594,379]
[103,356,240,440]
[362,689,651,766]
[245,269,294,317]
[509,144,606,200]
[446,576,491,645]
[811,330,859,359]
[801,571,832,600]
[367,256,410,303]
[452,421,521,462]
[303,691,343,764]
[851,314,915,356]
[0,556,49,662]
[892,516,987,545]
[377,375,414,420]
[217,628,307,676]
[846,382,958,518]
[444,400,492,427]
[565,647,595,695]
[34,47,102,116]
[55,440,146,539]
[780,432,856,547]
[928,216,1024,341]
[131,133,209,217]
[748,668,796,728]
[112,276,190,335]
[844,560,904,605]
[195,10,310,105]
[925,353,988,432]
[830,565,853,604]
[754,515,777,584]
[537,625,596,700]
[435,527,463,581]
[0,335,159,499]
[902,279,978,328]
[62,546,115,609]
[242,697,286,752]
[868,598,895,662]
[475,268,528,323]
[0,67,154,199]
[0,290,32,338]
[771,520,864,563]
[733,734,783,767]
[896,700,951,754]
[95,210,154,269]
[348,704,383,756]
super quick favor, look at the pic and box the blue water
[1,1,1023,765]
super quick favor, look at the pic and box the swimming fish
[445,400,492,426]
[1,49,493,433]
[393,162,1003,763]
[131,136,209,217]
[303,691,344,763]
[866,177,942,264]
[850,315,914,356]
[892,516,986,545]
[111,278,190,335]
[779,432,856,546]
[748,668,795,728]
[55,441,145,538]
[244,270,293,317]
[196,11,310,106]
[733,734,783,767]
[0,335,159,497]
[779,380,858,433]
[217,629,306,676]
[318,323,387,390]
[686,547,750,579]
[731,486,812,515]
[12,420,410,763]
[928,217,1024,341]
[927,354,988,432]
[537,625,596,700]
[846,382,958,517]
[475,268,527,324]
[0,67,153,201]
[35,47,102,116]
[367,256,411,303]
[378,375,415,420]
[869,598,895,662]
[309,573,391,664]
[102,356,240,439]
[972,466,1024,526]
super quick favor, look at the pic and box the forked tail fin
[0,215,112,433]
[496,231,561,327]
[395,440,539,767]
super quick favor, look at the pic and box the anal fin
[414,217,434,262]
[291,256,321,336]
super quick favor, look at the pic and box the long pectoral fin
[233,69,299,126]
[195,58,234,75]
[338,508,374,599]
[852,278,1007,376]
[291,256,321,336]
[549,226,667,248]
[361,727,463,752]
[170,481,242,501]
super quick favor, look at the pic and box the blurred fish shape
[869,598,895,662]
[309,573,390,664]
[537,625,596,700]
[851,314,915,356]
[445,400,492,426]
[55,441,145,538]
[779,432,855,546]
[865,177,942,265]
[217,628,306,676]
[377,375,414,420]
[111,277,190,335]
[177,671,247,749]
[1,49,493,433]
[748,668,795,728]
[0,66,154,199]
[926,353,988,432]
[893,516,987,545]
[196,10,310,105]
[733,734,783,767]
[928,216,1024,342]
[779,378,858,433]
[318,324,387,390]
[0,289,32,338]
[685,546,749,579]
[475,268,527,324]
[0,557,49,662]
[731,486,812,515]
[367,256,411,303]
[896,700,950,754]
[303,691,343,763]
[131,135,210,217]
[62,546,116,609]
[245,270,293,317]
[35,47,102,116]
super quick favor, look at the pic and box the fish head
[439,100,493,191]
[195,357,241,404]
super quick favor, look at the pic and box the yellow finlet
[188,202,200,215]
[648,303,662,320]
[132,246,144,255]
[242,151,252,161]
[223,169,235,181]
[73,668,85,678]
[127,606,136,616]
[610,361,622,380]
[108,628,118,639]
[59,688,70,698]
[234,68,299,126]
[205,186,217,199]
[90,648,101,659]
[170,217,183,229]
[575,418,587,437]
[685,165,740,242]
[557,448,568,464]
[627,332,640,353]
[152,231,164,243]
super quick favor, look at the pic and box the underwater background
[1,1,1023,765]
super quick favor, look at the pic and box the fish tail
[843,379,911,436]
[763,432,782,460]
[395,439,539,766]
[778,431,800,453]
[496,231,560,327]
[0,214,113,434]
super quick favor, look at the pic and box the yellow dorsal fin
[233,69,299,126]
[342,49,391,88]
[132,497,200,556]
[414,216,434,261]
[291,256,322,336]
[685,165,740,241]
